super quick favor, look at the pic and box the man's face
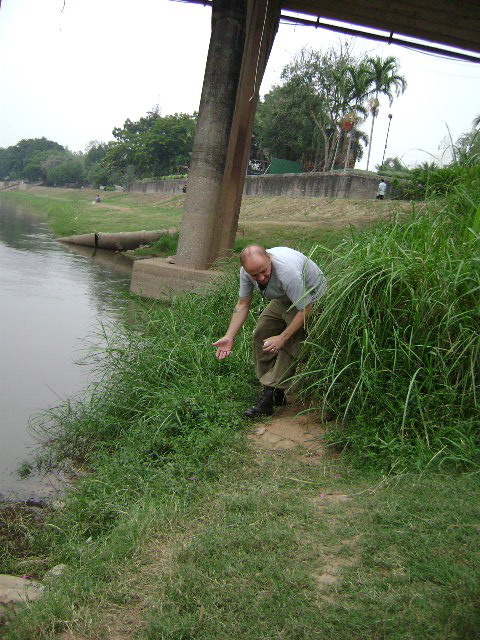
[244,255,272,285]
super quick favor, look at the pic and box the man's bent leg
[253,300,287,383]
[253,299,305,390]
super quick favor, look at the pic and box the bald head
[240,245,272,285]
[240,245,268,266]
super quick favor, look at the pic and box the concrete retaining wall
[128,179,186,194]
[243,172,380,199]
[127,172,381,200]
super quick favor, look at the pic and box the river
[0,199,134,501]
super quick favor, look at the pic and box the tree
[254,44,404,172]
[0,138,66,179]
[84,140,109,169]
[376,156,408,172]
[364,56,407,170]
[278,44,368,170]
[45,158,85,186]
[255,80,315,162]
[104,111,197,181]
[455,126,480,166]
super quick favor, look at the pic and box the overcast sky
[1,0,479,170]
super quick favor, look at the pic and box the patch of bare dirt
[247,404,327,463]
[94,203,130,212]
[312,553,358,605]
[247,408,365,608]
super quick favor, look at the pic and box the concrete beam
[210,0,280,264]
[175,0,247,270]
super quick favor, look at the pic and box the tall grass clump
[300,174,479,469]
[394,163,480,200]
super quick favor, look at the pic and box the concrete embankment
[127,171,383,200]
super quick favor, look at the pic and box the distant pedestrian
[95,194,101,203]
[376,179,387,200]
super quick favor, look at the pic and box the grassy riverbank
[3,275,479,640]
[0,188,184,238]
[1,184,479,638]
[0,186,404,253]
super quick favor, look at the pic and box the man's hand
[212,336,234,360]
[262,335,286,353]
[263,306,311,354]
[212,297,251,361]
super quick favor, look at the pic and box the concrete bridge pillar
[175,0,280,270]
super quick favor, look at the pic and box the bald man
[212,245,327,418]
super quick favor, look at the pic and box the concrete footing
[130,258,222,300]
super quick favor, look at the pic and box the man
[376,178,387,200]
[212,245,326,418]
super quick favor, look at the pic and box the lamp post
[381,113,393,169]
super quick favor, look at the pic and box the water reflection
[0,199,133,501]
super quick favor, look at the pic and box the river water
[0,200,134,501]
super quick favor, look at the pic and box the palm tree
[330,61,370,170]
[365,56,407,170]
[473,114,480,128]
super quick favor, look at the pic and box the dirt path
[55,405,343,640]
[248,405,327,462]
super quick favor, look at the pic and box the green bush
[393,164,480,200]
[298,176,480,469]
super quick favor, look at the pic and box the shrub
[393,164,480,200]
[298,176,480,469]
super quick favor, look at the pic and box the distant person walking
[376,179,387,200]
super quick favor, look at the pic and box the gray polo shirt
[239,247,327,310]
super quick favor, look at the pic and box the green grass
[233,225,346,254]
[141,464,480,640]
[0,188,359,255]
[0,188,184,237]
[134,231,180,257]
[3,264,480,638]
[5,452,479,639]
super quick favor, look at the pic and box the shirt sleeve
[239,267,254,299]
[283,266,326,310]
[283,276,314,310]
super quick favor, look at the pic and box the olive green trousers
[252,298,306,390]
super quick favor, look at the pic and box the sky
[1,0,479,171]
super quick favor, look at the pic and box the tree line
[0,110,197,188]
[0,41,477,190]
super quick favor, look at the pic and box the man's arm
[262,303,312,353]
[212,296,252,360]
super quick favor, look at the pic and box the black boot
[244,386,286,419]
[273,388,287,407]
